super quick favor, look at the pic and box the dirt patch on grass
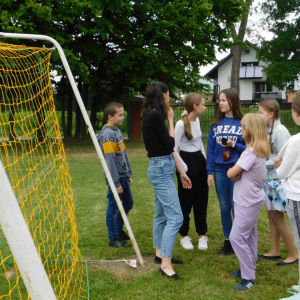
[0,270,16,279]
[87,255,158,281]
[6,270,16,279]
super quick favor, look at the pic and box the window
[255,82,272,93]
[241,62,258,66]
[244,49,251,55]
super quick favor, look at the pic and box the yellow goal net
[0,42,89,299]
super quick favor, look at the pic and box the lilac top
[233,148,267,207]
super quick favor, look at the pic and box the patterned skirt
[263,179,287,214]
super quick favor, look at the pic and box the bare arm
[167,107,175,138]
[227,164,243,181]
[173,152,192,189]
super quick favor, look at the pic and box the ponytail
[180,93,204,140]
[181,111,193,140]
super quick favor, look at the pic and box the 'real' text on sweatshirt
[206,117,246,175]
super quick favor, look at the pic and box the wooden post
[130,95,144,140]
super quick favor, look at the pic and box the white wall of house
[241,49,257,63]
[218,58,232,92]
[216,48,286,101]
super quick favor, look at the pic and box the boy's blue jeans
[106,177,134,242]
[147,154,183,258]
[214,165,235,239]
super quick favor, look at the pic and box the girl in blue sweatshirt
[206,88,245,255]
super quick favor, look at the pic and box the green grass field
[67,139,299,300]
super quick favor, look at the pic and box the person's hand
[220,141,235,148]
[116,186,123,194]
[232,173,242,182]
[167,106,174,122]
[207,174,215,190]
[180,173,192,189]
[275,157,283,169]
[128,177,133,184]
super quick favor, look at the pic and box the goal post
[0,159,56,300]
[0,40,89,298]
[0,31,144,270]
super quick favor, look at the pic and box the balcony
[252,92,283,102]
[240,66,263,79]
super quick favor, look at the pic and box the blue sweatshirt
[206,117,246,175]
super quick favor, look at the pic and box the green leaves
[0,0,246,98]
[257,0,300,89]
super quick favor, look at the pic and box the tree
[230,0,253,93]
[0,0,247,135]
[256,0,300,90]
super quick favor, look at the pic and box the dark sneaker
[109,239,122,248]
[230,270,241,278]
[218,240,231,255]
[225,243,235,256]
[109,239,132,248]
[231,270,257,278]
[119,230,130,241]
[119,240,132,248]
[154,256,183,264]
[234,279,256,291]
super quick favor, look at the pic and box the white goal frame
[0,32,144,299]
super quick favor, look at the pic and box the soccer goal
[0,33,143,299]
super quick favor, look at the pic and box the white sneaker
[180,236,194,250]
[198,236,208,250]
[292,286,300,293]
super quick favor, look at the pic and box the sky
[200,0,273,76]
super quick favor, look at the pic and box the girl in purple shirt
[227,113,270,292]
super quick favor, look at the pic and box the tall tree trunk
[61,93,66,138]
[230,0,252,94]
[90,95,99,130]
[61,78,67,138]
[75,80,82,138]
[81,84,89,139]
[230,45,243,92]
[66,87,73,138]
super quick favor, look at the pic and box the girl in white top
[276,94,300,300]
[174,93,209,251]
[258,99,298,266]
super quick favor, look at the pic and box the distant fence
[171,103,300,137]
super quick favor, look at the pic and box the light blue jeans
[148,154,183,258]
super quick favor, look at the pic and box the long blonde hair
[258,99,280,153]
[181,93,204,140]
[241,113,270,158]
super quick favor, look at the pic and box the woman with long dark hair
[206,88,245,255]
[142,81,191,280]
